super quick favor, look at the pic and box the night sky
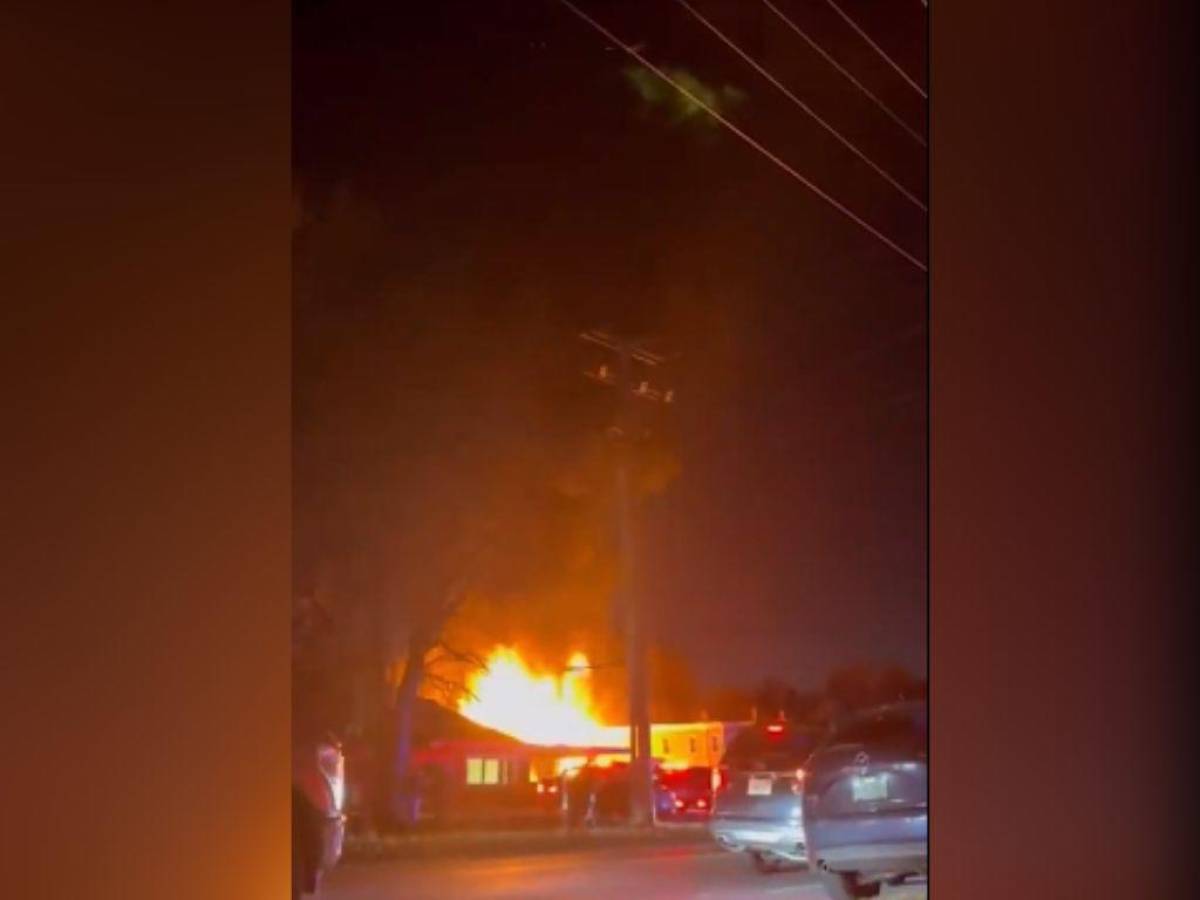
[293,0,927,694]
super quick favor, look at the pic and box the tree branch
[429,640,490,671]
[423,672,479,704]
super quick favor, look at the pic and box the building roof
[413,698,526,747]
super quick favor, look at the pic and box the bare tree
[389,579,476,825]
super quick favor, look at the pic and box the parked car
[709,721,822,872]
[293,734,347,899]
[656,767,714,820]
[562,762,676,825]
[803,702,928,899]
[534,774,562,808]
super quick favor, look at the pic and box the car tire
[751,851,781,874]
[292,849,303,900]
[293,788,317,898]
[817,871,881,899]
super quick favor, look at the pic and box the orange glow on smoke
[457,647,628,748]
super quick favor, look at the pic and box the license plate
[747,775,773,796]
[851,774,888,802]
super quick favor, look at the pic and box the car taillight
[696,797,708,809]
[711,766,729,794]
[790,768,806,795]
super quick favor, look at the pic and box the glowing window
[483,759,500,785]
[467,758,503,785]
[466,758,484,785]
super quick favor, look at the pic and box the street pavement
[321,842,927,899]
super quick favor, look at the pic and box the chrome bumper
[709,818,808,861]
[814,840,926,875]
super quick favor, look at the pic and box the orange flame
[457,646,628,748]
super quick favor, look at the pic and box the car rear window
[660,768,710,789]
[723,727,819,771]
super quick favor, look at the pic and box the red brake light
[696,798,708,809]
[766,723,785,734]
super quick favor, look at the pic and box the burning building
[407,646,748,823]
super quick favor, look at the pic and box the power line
[676,0,926,213]
[554,0,927,273]
[823,0,927,99]
[759,0,925,146]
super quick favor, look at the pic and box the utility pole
[581,328,673,827]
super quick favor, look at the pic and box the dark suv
[709,722,821,872]
[803,702,928,899]
[656,767,714,820]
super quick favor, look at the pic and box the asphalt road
[321,843,927,900]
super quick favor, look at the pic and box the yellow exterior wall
[650,722,726,769]
[525,721,735,780]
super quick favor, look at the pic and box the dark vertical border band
[932,1,1198,896]
[2,1,291,898]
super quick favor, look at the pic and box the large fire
[457,646,628,748]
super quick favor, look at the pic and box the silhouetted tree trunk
[390,630,432,828]
[388,573,479,828]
